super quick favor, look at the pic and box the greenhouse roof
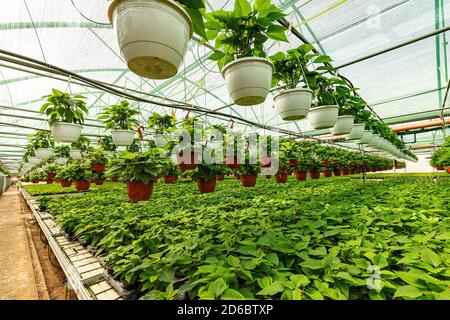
[0,0,449,171]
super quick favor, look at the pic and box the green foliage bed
[33,175,449,300]
[23,181,124,196]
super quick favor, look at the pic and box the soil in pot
[241,175,257,188]
[75,180,91,191]
[333,170,342,176]
[60,180,72,188]
[91,163,106,174]
[47,173,56,179]
[127,181,155,202]
[288,159,299,167]
[197,177,217,194]
[94,179,105,186]
[164,176,178,184]
[295,172,307,181]
[217,175,225,181]
[177,152,197,171]
[310,172,320,180]
[275,173,288,183]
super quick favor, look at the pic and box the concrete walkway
[0,186,40,300]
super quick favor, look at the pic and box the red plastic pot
[241,175,257,187]
[217,175,225,181]
[275,173,288,183]
[342,169,350,176]
[75,180,91,191]
[47,172,56,179]
[127,181,155,202]
[333,170,342,176]
[46,180,54,184]
[177,152,198,171]
[91,163,106,174]
[111,177,119,182]
[164,176,178,184]
[446,168,450,174]
[94,179,104,186]
[60,180,72,188]
[323,170,333,178]
[436,166,445,171]
[265,175,272,179]
[310,172,320,180]
[288,159,299,167]
[31,180,39,184]
[197,177,217,194]
[295,172,307,181]
[225,156,240,169]
[349,170,355,175]
[260,156,272,168]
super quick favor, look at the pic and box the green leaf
[221,288,245,300]
[266,24,288,42]
[226,255,240,267]
[372,253,389,269]
[234,0,252,16]
[313,55,333,64]
[209,278,227,298]
[300,259,323,270]
[257,281,285,296]
[158,269,175,283]
[393,285,424,299]
[254,0,270,11]
[266,253,279,266]
[420,248,441,268]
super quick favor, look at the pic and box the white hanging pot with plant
[345,124,365,141]
[330,115,355,135]
[51,122,82,143]
[274,88,313,121]
[222,57,274,106]
[34,148,54,160]
[308,105,339,130]
[29,157,40,165]
[108,0,195,80]
[357,130,373,144]
[111,130,135,146]
[55,157,68,165]
[69,150,83,160]
[368,134,380,147]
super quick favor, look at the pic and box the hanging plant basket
[69,150,83,160]
[127,181,155,202]
[75,180,91,191]
[275,173,288,183]
[241,175,257,188]
[111,129,135,146]
[60,180,72,188]
[346,124,365,141]
[274,88,313,121]
[357,131,373,144]
[35,148,54,160]
[295,172,307,181]
[177,151,198,171]
[330,115,355,135]
[55,157,68,166]
[221,57,274,106]
[29,157,40,165]
[108,0,193,80]
[308,105,339,130]
[91,163,106,174]
[51,122,82,143]
[197,177,217,194]
[225,156,240,169]
[164,176,178,184]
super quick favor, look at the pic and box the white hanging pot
[35,148,54,160]
[111,129,135,146]
[153,134,169,147]
[274,88,313,121]
[308,105,339,130]
[55,157,68,165]
[345,124,365,141]
[29,157,40,165]
[108,0,193,80]
[368,134,380,147]
[221,57,274,106]
[330,115,355,135]
[69,150,83,160]
[357,131,373,144]
[51,122,82,143]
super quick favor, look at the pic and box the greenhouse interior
[0,0,449,306]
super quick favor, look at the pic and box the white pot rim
[353,123,366,128]
[108,0,193,38]
[221,57,274,77]
[52,122,82,128]
[310,105,339,111]
[337,115,355,120]
[111,129,135,133]
[274,87,313,100]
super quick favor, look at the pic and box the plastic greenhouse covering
[0,0,449,172]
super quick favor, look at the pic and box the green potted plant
[40,89,88,143]
[307,74,340,130]
[186,163,225,194]
[55,166,74,188]
[207,0,287,106]
[99,100,139,146]
[160,160,180,184]
[294,158,310,181]
[85,149,108,173]
[29,173,41,184]
[271,44,327,120]
[98,136,117,157]
[147,112,177,147]
[274,153,291,183]
[330,84,359,136]
[345,98,368,141]
[70,136,91,160]
[176,117,200,171]
[29,131,55,160]
[93,172,105,186]
[66,161,93,191]
[280,139,300,167]
[236,151,260,188]
[108,0,206,79]
[46,163,60,180]
[54,145,71,165]
[106,150,162,202]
